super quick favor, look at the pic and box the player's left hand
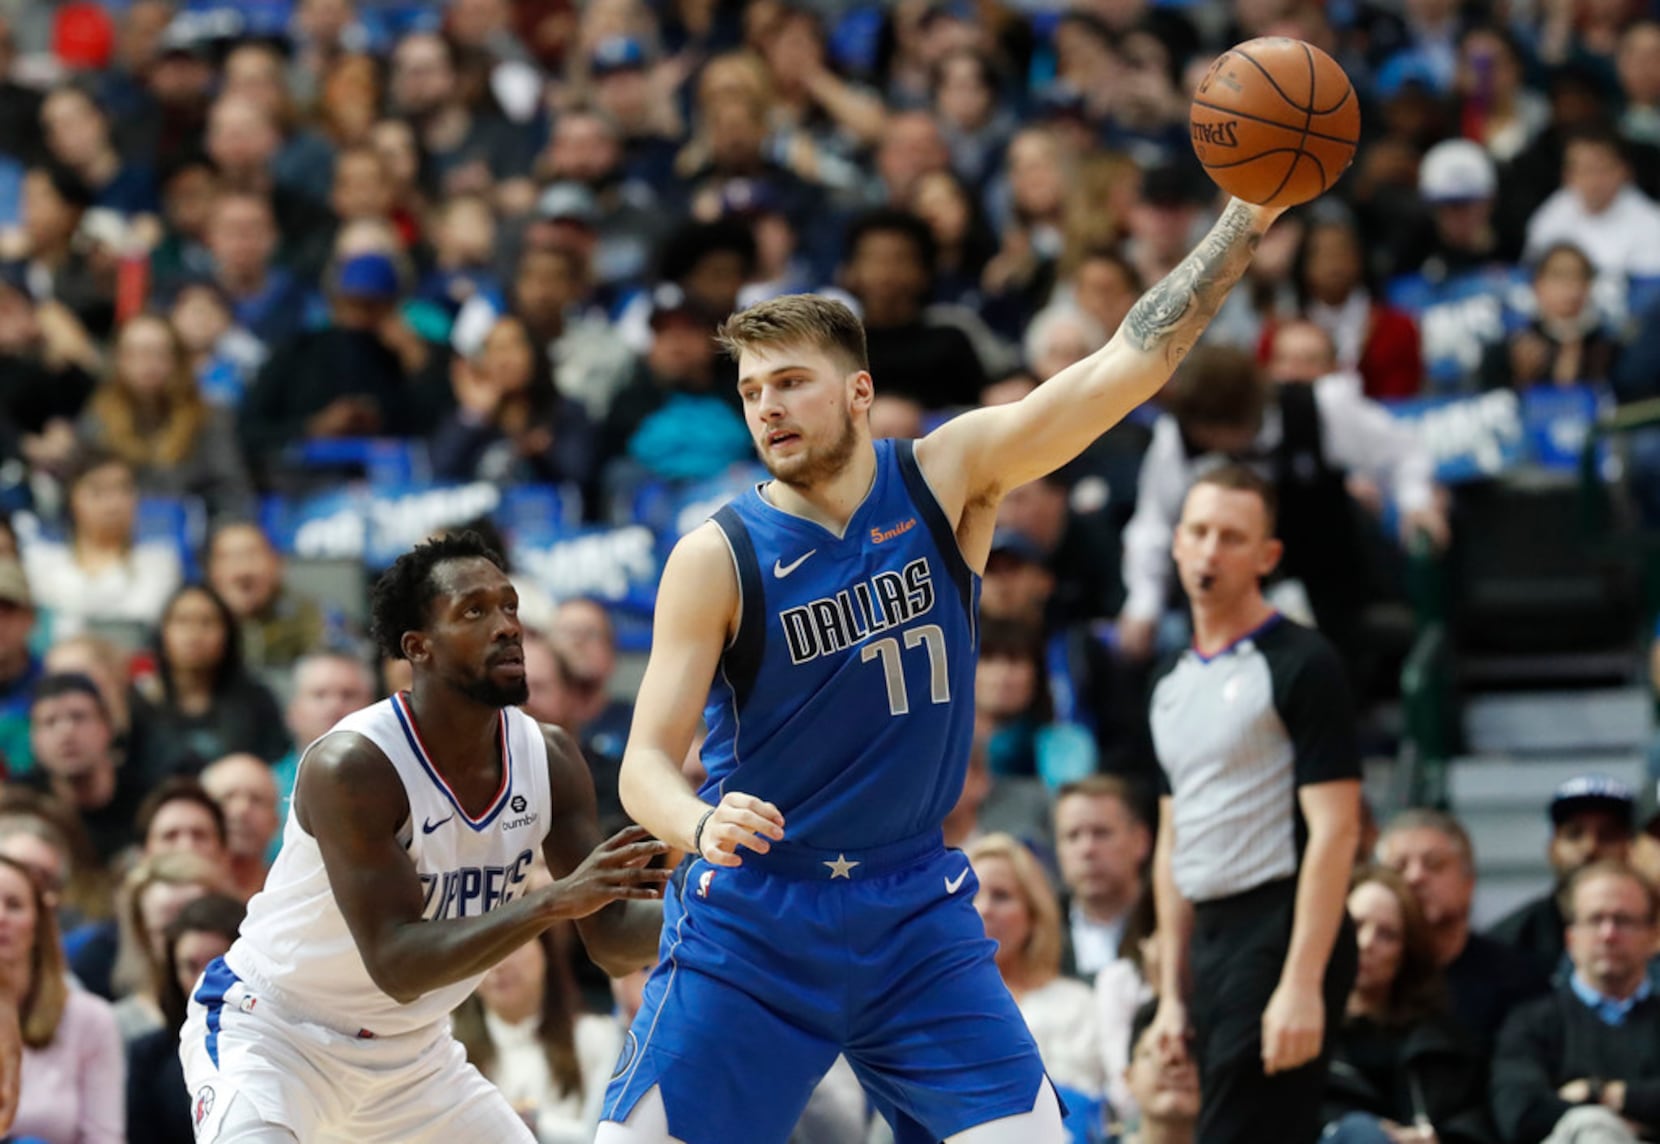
[698,791,785,868]
[1260,979,1323,1075]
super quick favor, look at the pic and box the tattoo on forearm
[1121,201,1264,368]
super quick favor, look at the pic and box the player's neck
[1189,595,1277,658]
[764,443,877,535]
[403,683,504,772]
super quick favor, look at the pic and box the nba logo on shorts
[697,869,714,899]
[193,1085,215,1130]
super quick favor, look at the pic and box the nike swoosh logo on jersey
[773,550,816,578]
[945,868,969,894]
[422,815,452,834]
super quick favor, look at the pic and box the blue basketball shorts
[600,834,1050,1144]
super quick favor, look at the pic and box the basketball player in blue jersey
[596,194,1288,1144]
[178,532,669,1143]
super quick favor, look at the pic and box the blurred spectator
[521,630,621,827]
[77,313,253,522]
[1491,862,1660,1144]
[1457,25,1549,165]
[108,847,226,1043]
[167,278,268,409]
[840,207,988,409]
[1281,213,1423,401]
[23,448,182,636]
[453,930,616,1142]
[268,651,376,853]
[975,616,1096,790]
[1481,242,1620,390]
[0,793,74,920]
[1095,895,1161,1130]
[907,168,997,309]
[600,283,749,486]
[0,270,97,475]
[20,672,146,869]
[0,16,42,164]
[133,777,226,864]
[1617,21,1660,148]
[1524,130,1660,298]
[124,892,243,1144]
[1320,866,1490,1144]
[1378,810,1552,1049]
[0,559,39,775]
[388,31,531,202]
[535,108,668,293]
[547,598,631,763]
[138,584,290,774]
[1117,346,1443,670]
[199,753,279,901]
[9,162,113,339]
[1022,304,1106,381]
[932,48,1016,190]
[1120,1009,1200,1144]
[203,521,327,675]
[1266,319,1347,387]
[0,853,123,1143]
[1491,775,1635,982]
[1059,245,1143,344]
[220,40,336,208]
[420,191,500,323]
[967,831,1107,1099]
[940,734,1053,854]
[202,96,332,274]
[40,83,157,225]
[42,630,167,793]
[433,314,597,488]
[1053,776,1151,982]
[199,190,308,352]
[237,251,449,483]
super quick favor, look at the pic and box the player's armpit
[915,199,1281,512]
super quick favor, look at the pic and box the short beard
[449,670,529,709]
[765,407,859,489]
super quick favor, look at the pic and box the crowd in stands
[0,0,1659,1139]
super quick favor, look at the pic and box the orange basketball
[1190,37,1361,209]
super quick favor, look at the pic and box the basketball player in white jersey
[179,532,669,1143]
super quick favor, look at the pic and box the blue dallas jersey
[700,438,979,851]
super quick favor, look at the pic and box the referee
[1146,464,1361,1144]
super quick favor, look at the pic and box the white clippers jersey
[225,694,550,1038]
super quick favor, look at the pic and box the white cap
[1419,139,1497,203]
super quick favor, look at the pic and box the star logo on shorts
[824,853,860,879]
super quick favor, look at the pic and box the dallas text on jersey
[779,557,936,665]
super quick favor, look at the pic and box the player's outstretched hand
[698,792,785,868]
[545,826,671,920]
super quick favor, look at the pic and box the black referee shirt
[1151,614,1359,904]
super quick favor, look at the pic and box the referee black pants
[1189,876,1357,1144]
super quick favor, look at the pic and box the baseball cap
[590,35,647,76]
[988,528,1046,567]
[334,253,400,301]
[1419,140,1496,204]
[536,181,600,227]
[1549,774,1636,828]
[0,560,32,609]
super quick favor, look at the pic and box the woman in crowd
[108,850,229,1044]
[966,831,1107,1101]
[22,449,184,639]
[140,583,290,773]
[78,312,253,523]
[2,853,124,1142]
[452,928,618,1143]
[974,617,1096,790]
[1481,242,1620,391]
[431,314,597,489]
[1321,866,1491,1144]
[126,892,245,1144]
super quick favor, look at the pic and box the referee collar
[1190,611,1283,664]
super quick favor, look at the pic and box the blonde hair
[965,832,1063,983]
[90,314,209,469]
[0,856,68,1049]
[714,294,869,373]
[113,851,230,1000]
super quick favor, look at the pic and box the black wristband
[692,808,716,855]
